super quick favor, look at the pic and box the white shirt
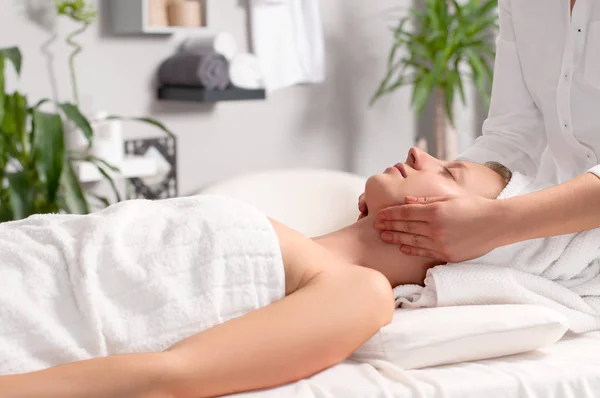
[459,0,600,183]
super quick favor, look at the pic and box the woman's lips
[394,163,407,178]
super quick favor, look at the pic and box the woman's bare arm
[0,221,394,398]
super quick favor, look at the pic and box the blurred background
[0,0,495,219]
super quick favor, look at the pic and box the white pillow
[351,304,569,370]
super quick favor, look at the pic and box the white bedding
[229,331,600,398]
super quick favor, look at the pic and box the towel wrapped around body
[0,195,285,375]
[395,172,600,333]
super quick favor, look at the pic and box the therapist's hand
[374,195,503,263]
[358,193,368,220]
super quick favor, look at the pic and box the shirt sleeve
[457,0,547,177]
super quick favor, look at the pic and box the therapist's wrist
[490,198,525,248]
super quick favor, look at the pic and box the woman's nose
[407,147,423,169]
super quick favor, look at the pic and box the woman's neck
[311,215,442,287]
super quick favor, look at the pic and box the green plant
[0,47,174,222]
[372,0,498,159]
[56,0,97,104]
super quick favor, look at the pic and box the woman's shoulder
[267,218,351,295]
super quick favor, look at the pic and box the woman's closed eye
[443,166,456,181]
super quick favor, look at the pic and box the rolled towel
[158,53,230,90]
[229,53,265,90]
[181,32,238,62]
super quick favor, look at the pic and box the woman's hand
[374,195,505,263]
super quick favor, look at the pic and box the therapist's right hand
[375,194,503,263]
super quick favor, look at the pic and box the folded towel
[229,52,265,89]
[250,0,325,92]
[0,195,285,375]
[181,32,238,62]
[395,172,600,333]
[158,53,230,90]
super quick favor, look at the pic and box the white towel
[230,52,265,89]
[250,0,325,92]
[395,172,600,333]
[0,195,285,375]
[181,32,238,61]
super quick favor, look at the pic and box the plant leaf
[0,202,13,222]
[443,82,456,127]
[103,115,175,138]
[465,49,492,106]
[33,110,64,202]
[90,194,110,208]
[59,102,93,145]
[0,47,22,76]
[30,98,51,111]
[95,164,122,203]
[0,53,5,126]
[13,93,28,144]
[61,157,90,214]
[7,171,34,219]
[411,73,434,118]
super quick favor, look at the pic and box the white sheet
[228,332,600,398]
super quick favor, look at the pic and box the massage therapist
[359,0,600,262]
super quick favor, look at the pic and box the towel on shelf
[395,172,600,333]
[0,195,285,375]
[250,0,325,92]
[229,52,265,89]
[158,53,230,90]
[181,32,238,62]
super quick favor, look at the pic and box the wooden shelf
[108,0,207,36]
[158,85,266,103]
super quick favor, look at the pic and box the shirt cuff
[587,164,600,178]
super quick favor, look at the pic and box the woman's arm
[0,223,394,398]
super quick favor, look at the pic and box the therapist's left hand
[374,194,502,263]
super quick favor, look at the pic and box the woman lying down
[0,148,530,397]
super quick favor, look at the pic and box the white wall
[0,0,478,195]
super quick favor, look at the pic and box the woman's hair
[484,161,513,186]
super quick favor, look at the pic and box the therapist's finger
[380,231,436,251]
[358,193,367,213]
[404,196,452,205]
[374,220,431,237]
[377,204,434,222]
[399,245,448,262]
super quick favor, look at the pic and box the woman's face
[365,147,506,214]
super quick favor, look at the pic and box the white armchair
[199,169,367,237]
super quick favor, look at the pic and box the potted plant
[56,0,97,105]
[0,1,175,221]
[371,0,498,160]
[0,47,174,222]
